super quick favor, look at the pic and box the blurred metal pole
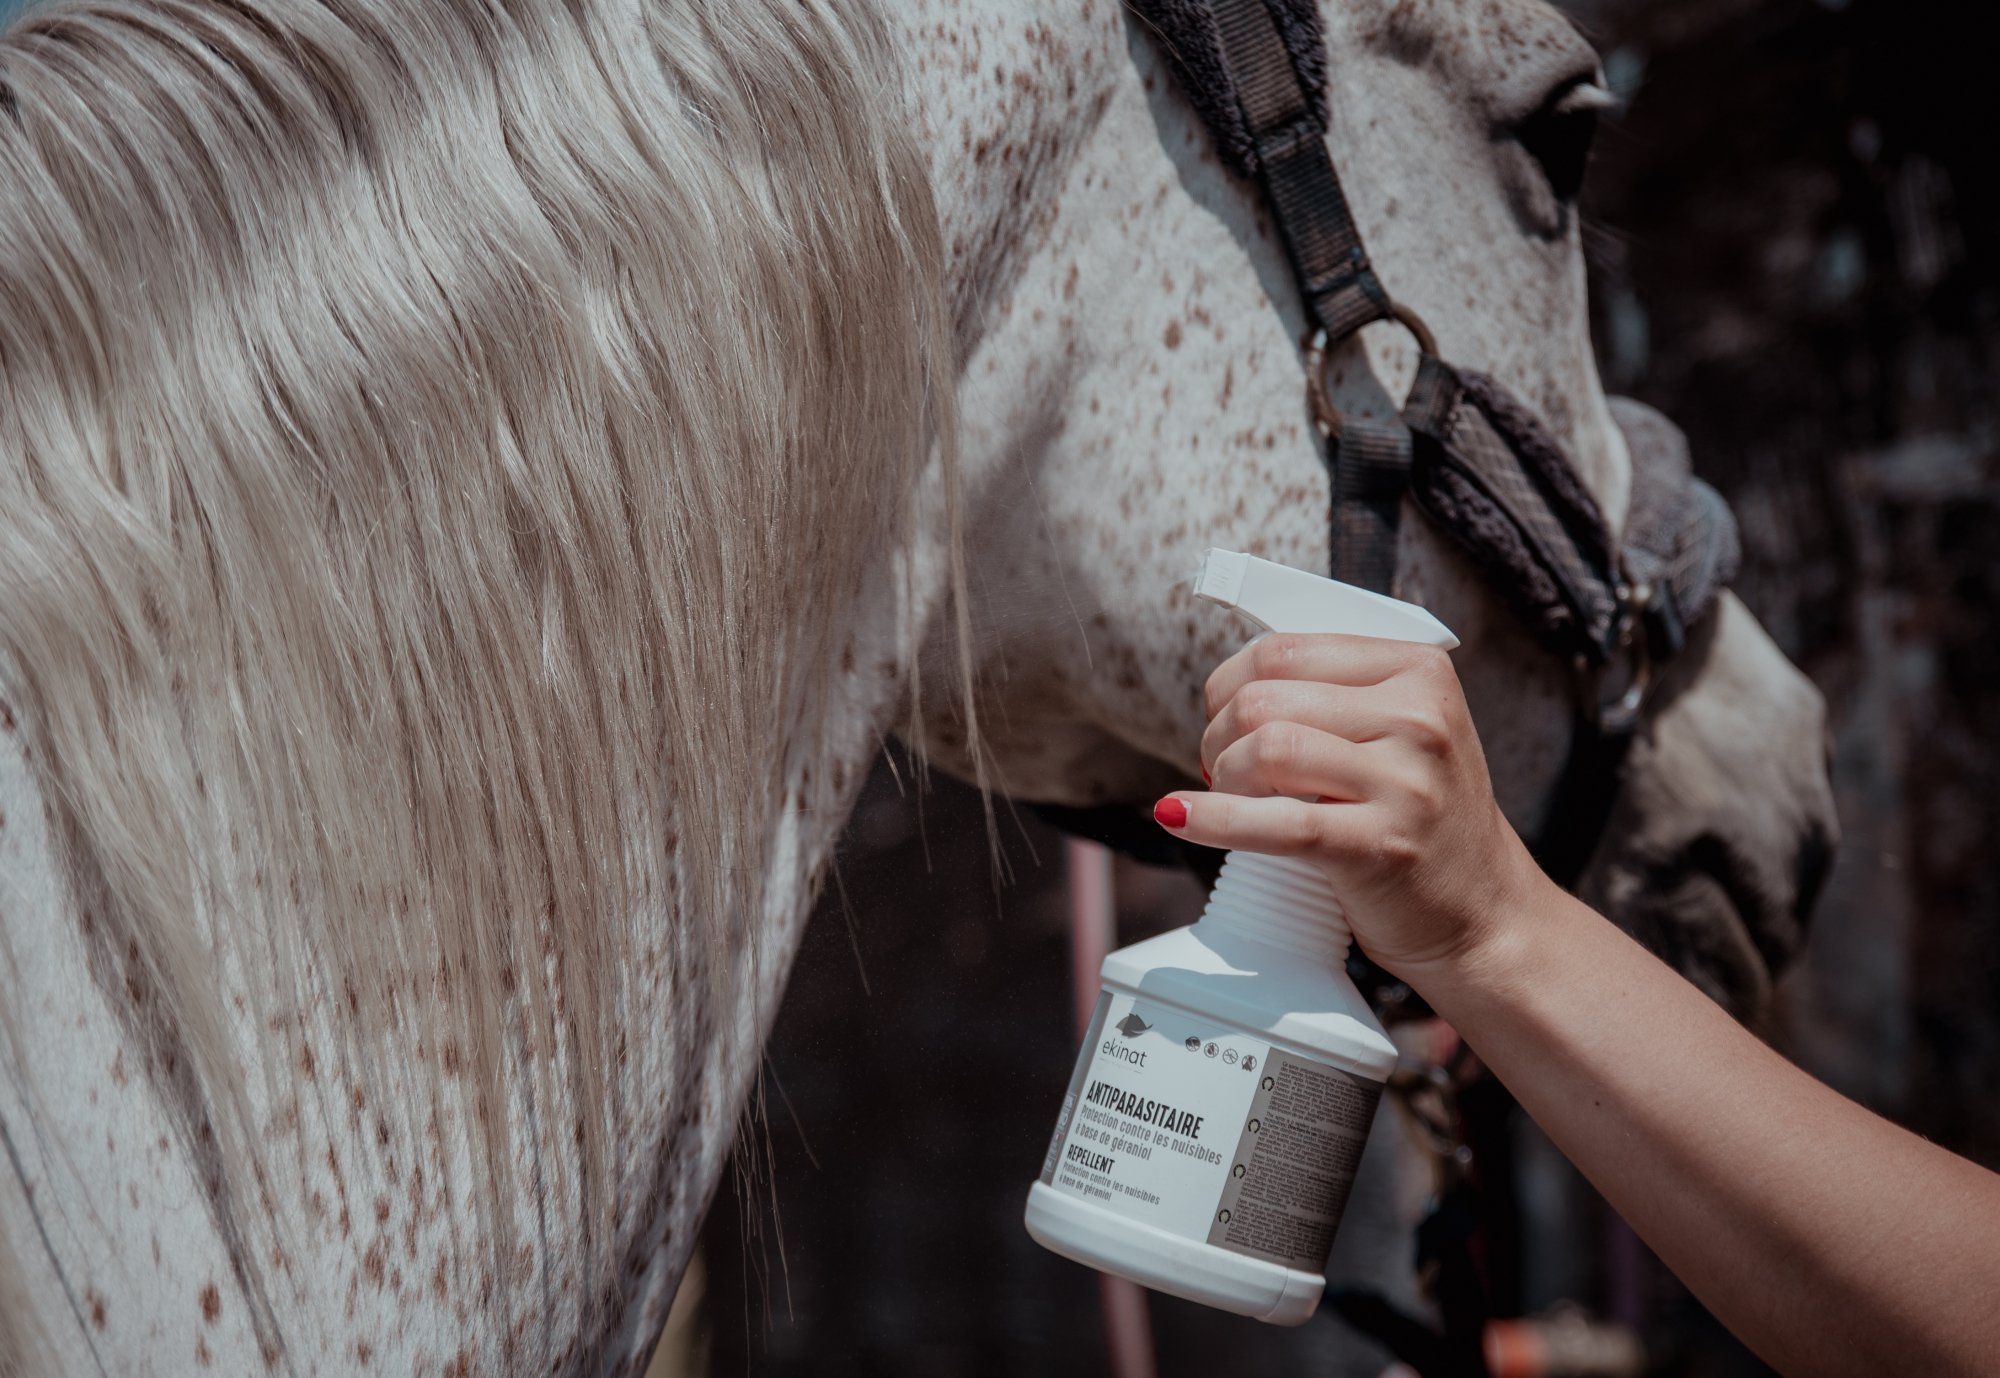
[1066,837,1158,1378]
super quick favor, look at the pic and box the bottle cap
[1188,552,1457,959]
[1197,851,1352,962]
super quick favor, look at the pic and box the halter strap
[1214,0,1394,341]
[1131,0,1640,668]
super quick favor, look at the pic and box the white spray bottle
[1024,549,1459,1325]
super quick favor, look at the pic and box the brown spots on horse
[364,1242,386,1289]
[1369,0,1440,67]
[123,945,150,1010]
[298,1042,315,1080]
[199,1282,221,1323]
[356,1341,372,1366]
[1163,320,1184,350]
[110,1050,127,1087]
[85,1288,106,1329]
[374,1195,391,1224]
[195,1336,212,1367]
[840,644,855,675]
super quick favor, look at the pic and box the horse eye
[1515,79,1613,202]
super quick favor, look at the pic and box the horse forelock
[0,0,953,1366]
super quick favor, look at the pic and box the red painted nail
[1154,797,1188,829]
[1200,764,1212,786]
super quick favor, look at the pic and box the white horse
[0,0,1834,1375]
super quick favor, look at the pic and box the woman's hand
[1154,632,1550,982]
[1157,639,2000,1378]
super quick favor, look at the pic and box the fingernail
[1200,764,1212,786]
[1154,797,1188,829]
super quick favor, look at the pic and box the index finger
[1203,633,1450,722]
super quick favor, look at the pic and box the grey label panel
[1041,990,1112,1185]
[1204,1052,1383,1270]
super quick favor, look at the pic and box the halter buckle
[1578,574,1659,737]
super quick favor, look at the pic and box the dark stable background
[696,0,2000,1374]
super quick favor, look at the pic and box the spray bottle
[1024,549,1459,1325]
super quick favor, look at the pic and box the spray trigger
[1192,549,1458,649]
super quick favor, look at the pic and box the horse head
[909,0,1837,1020]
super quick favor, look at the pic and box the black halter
[1123,0,1741,884]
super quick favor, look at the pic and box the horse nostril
[1671,831,1819,993]
[1793,820,1836,934]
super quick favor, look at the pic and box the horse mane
[0,0,954,1362]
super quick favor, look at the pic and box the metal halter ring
[1577,579,1657,737]
[1303,301,1441,441]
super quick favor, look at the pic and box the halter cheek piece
[1130,0,1741,885]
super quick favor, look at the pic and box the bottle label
[1039,990,1381,1272]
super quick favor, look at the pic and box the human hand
[1154,633,1550,982]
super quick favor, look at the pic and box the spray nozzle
[1192,549,1458,649]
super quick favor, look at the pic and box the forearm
[1170,633,2000,1371]
[1409,866,2000,1378]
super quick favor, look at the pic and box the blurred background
[668,1,2000,1375]
[673,0,1999,1374]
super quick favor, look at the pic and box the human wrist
[1384,836,1568,1020]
